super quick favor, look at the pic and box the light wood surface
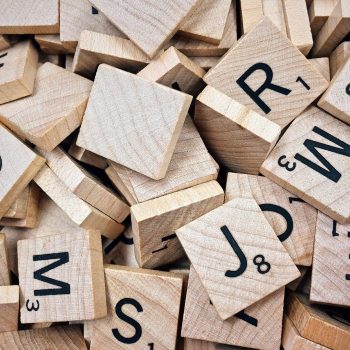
[35,35,69,55]
[184,338,248,349]
[0,234,10,285]
[240,0,264,34]
[189,56,220,70]
[262,0,286,35]
[309,58,331,81]
[0,285,19,332]
[4,186,29,219]
[308,0,338,36]
[330,41,350,78]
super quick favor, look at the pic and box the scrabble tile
[240,0,263,34]
[204,18,328,128]
[194,86,281,174]
[0,63,93,152]
[106,117,218,204]
[0,0,59,34]
[0,35,10,50]
[226,173,317,266]
[309,57,331,82]
[178,0,231,44]
[3,186,29,219]
[282,315,330,350]
[89,0,200,58]
[0,285,19,332]
[308,0,337,36]
[73,31,149,79]
[0,325,87,349]
[189,56,220,71]
[0,234,10,285]
[260,106,350,224]
[90,265,183,350]
[181,266,284,350]
[137,46,205,96]
[18,230,106,323]
[176,198,299,320]
[0,40,38,104]
[35,35,69,54]
[60,0,125,52]
[312,0,350,57]
[310,212,350,307]
[286,293,350,350]
[40,147,129,223]
[330,41,350,78]
[132,181,224,269]
[262,0,286,35]
[318,57,350,125]
[0,125,45,219]
[34,164,124,239]
[183,339,248,349]
[77,64,192,180]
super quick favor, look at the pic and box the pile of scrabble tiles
[0,0,349,349]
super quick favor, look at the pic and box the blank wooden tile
[312,0,350,57]
[286,293,350,350]
[309,57,331,82]
[0,234,10,285]
[318,57,350,124]
[0,285,19,332]
[106,117,218,204]
[73,31,149,79]
[0,62,93,152]
[330,41,350,78]
[0,0,59,34]
[35,35,69,55]
[310,212,350,307]
[178,0,231,44]
[308,0,337,36]
[0,40,38,104]
[77,64,192,180]
[262,0,286,35]
[194,86,281,174]
[4,186,29,219]
[189,56,220,70]
[0,35,10,50]
[132,181,224,269]
[90,265,183,350]
[260,106,350,224]
[137,46,205,96]
[182,266,284,350]
[18,230,106,323]
[204,18,328,128]
[240,0,263,34]
[0,125,45,219]
[0,325,87,349]
[177,198,299,320]
[226,173,317,266]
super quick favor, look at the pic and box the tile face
[90,265,183,350]
[226,173,317,266]
[18,230,106,323]
[261,106,350,224]
[0,285,19,332]
[77,64,192,180]
[181,267,284,350]
[176,198,300,320]
[204,17,329,128]
[310,212,350,307]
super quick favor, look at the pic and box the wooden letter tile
[204,17,329,128]
[0,234,10,285]
[77,64,192,180]
[260,106,350,224]
[308,0,337,36]
[194,86,281,174]
[330,41,350,78]
[176,198,300,320]
[240,0,264,34]
[262,0,287,35]
[90,265,183,350]
[0,285,19,332]
[18,230,106,323]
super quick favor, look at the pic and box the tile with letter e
[310,212,350,307]
[203,17,329,128]
[226,173,317,266]
[18,230,107,323]
[176,197,299,320]
[0,285,19,332]
[261,106,350,224]
[90,265,183,350]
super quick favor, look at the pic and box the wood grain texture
[309,57,331,81]
[260,106,350,224]
[0,124,45,219]
[310,212,350,307]
[330,41,350,78]
[0,234,10,285]
[194,86,281,174]
[0,325,87,349]
[0,285,19,332]
[35,35,69,55]
[176,198,299,320]
[73,31,149,79]
[34,164,124,239]
[131,180,224,269]
[4,186,29,219]
[318,57,350,124]
[0,40,38,104]
[204,18,329,128]
[137,46,205,96]
[189,56,220,70]
[0,62,93,152]
[90,265,183,350]
[178,0,231,44]
[0,0,59,34]
[226,173,317,266]
[18,230,106,323]
[106,117,218,204]
[262,0,286,35]
[308,0,337,36]
[240,0,264,34]
[181,266,284,350]
[184,339,248,349]
[77,64,192,180]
